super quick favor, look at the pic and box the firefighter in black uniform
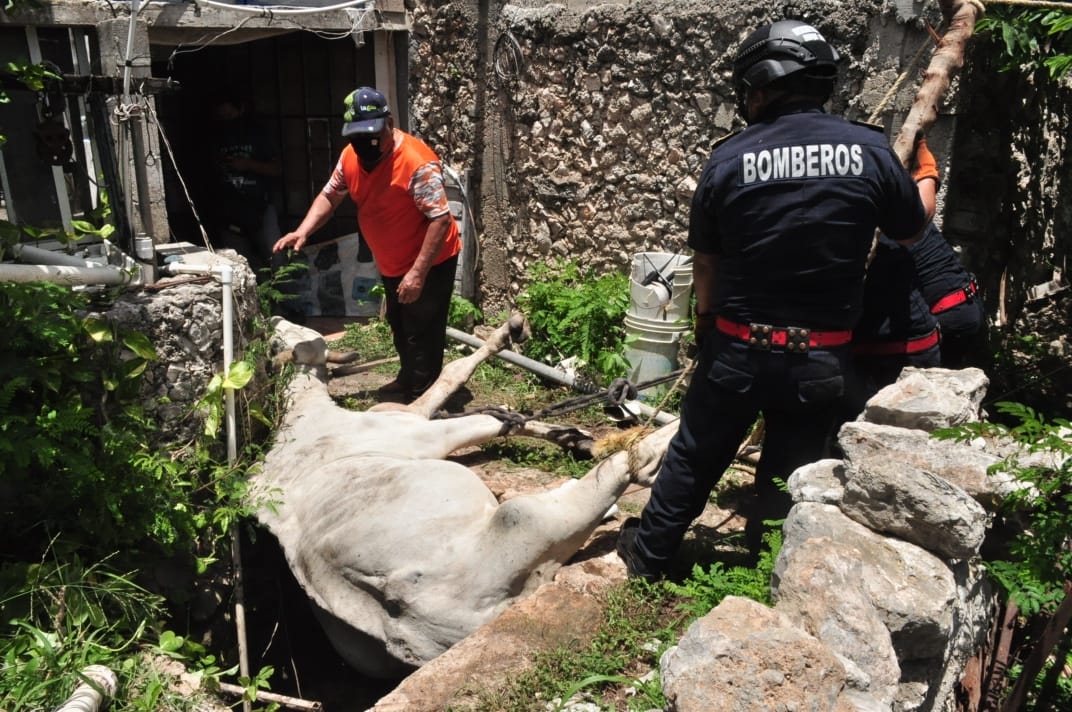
[846,234,941,417]
[846,141,945,415]
[617,19,929,578]
[906,135,984,368]
[911,222,983,367]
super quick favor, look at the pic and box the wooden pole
[216,682,324,711]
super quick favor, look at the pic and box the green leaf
[83,317,114,343]
[221,360,253,390]
[121,331,156,360]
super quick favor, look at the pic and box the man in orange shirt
[274,87,461,402]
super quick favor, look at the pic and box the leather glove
[911,135,940,185]
[694,312,717,349]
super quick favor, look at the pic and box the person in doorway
[208,88,283,276]
[906,137,984,368]
[272,87,461,402]
[616,19,928,578]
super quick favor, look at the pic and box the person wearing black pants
[616,19,929,578]
[382,254,458,398]
[273,87,462,402]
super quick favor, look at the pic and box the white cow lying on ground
[252,315,677,677]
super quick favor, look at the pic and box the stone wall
[99,251,262,448]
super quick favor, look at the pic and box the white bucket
[623,313,688,395]
[629,252,693,321]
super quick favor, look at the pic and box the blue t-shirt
[689,105,926,330]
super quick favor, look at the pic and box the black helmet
[732,20,839,98]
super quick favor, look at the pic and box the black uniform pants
[634,333,849,565]
[382,255,457,399]
[935,299,984,368]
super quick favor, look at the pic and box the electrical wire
[140,97,214,252]
[192,0,374,16]
[168,17,257,61]
[493,30,525,83]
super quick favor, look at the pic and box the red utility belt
[930,280,979,315]
[715,316,853,352]
[852,328,940,356]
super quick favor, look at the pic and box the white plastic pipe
[54,665,117,712]
[0,263,129,286]
[165,261,248,712]
[122,0,141,98]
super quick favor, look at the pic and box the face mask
[350,136,384,169]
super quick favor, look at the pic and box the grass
[456,531,779,711]
[460,579,684,711]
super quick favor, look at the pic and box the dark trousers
[635,334,848,564]
[936,300,984,368]
[381,255,457,398]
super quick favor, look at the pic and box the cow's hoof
[507,312,530,345]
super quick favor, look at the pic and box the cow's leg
[372,412,593,461]
[473,422,679,572]
[372,314,528,417]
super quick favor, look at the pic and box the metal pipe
[12,243,92,267]
[0,263,129,286]
[444,326,677,426]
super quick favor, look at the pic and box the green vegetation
[938,402,1071,617]
[479,439,592,479]
[978,7,1072,80]
[466,579,680,711]
[464,533,781,711]
[936,402,1072,710]
[0,280,280,710]
[665,528,779,616]
[517,259,632,387]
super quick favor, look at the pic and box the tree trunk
[892,0,987,165]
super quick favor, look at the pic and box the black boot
[616,518,663,581]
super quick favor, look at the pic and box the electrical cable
[493,30,525,83]
[168,17,257,60]
[192,0,375,17]
[140,97,214,252]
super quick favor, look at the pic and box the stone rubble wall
[660,368,1007,711]
[98,251,262,448]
